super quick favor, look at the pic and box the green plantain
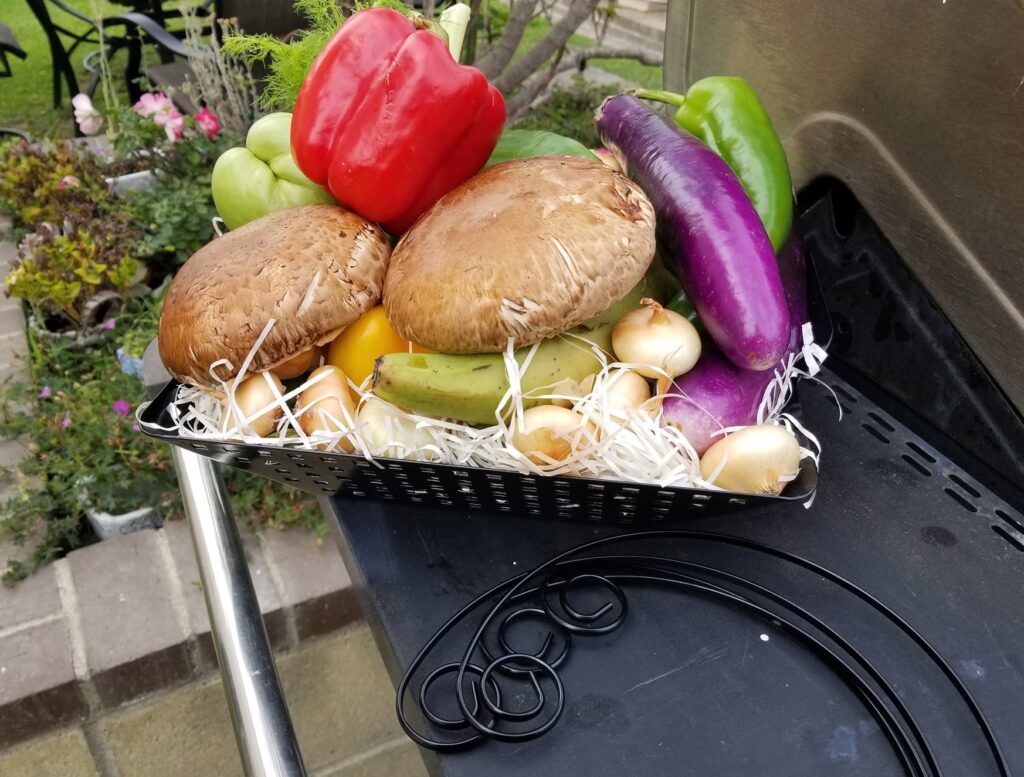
[371,269,674,425]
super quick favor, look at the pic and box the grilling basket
[139,83,833,524]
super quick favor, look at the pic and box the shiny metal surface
[664,0,1024,414]
[172,447,306,777]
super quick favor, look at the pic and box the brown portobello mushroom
[384,156,657,353]
[159,204,390,388]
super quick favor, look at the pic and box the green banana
[372,270,671,425]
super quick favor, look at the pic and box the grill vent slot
[991,525,1024,552]
[906,442,937,463]
[901,455,932,477]
[867,412,896,432]
[862,423,890,444]
[944,488,978,513]
[947,474,981,499]
[994,509,1024,534]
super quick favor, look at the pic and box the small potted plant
[4,219,143,347]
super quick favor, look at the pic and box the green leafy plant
[0,296,326,582]
[222,0,417,110]
[513,75,609,148]
[0,140,131,234]
[0,342,179,582]
[223,469,327,540]
[223,0,345,110]
[5,223,141,328]
[123,177,218,268]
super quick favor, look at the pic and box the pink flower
[112,400,132,417]
[61,411,71,429]
[58,175,80,190]
[101,317,116,330]
[132,423,141,432]
[38,385,51,399]
[193,107,220,140]
[133,92,174,119]
[71,94,103,136]
[163,111,185,142]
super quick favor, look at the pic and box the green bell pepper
[484,128,597,168]
[633,77,793,252]
[211,112,335,230]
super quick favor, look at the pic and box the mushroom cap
[383,156,656,353]
[159,204,390,387]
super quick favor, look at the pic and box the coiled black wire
[395,530,1006,777]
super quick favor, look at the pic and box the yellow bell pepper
[327,306,432,387]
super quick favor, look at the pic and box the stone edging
[0,523,359,750]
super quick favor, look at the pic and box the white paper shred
[138,321,829,497]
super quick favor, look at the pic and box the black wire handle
[395,530,1007,777]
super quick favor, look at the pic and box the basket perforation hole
[728,498,747,505]
[284,477,300,483]
[861,423,890,444]
[866,411,896,432]
[947,474,981,499]
[693,494,712,503]
[287,453,304,461]
[235,456,251,464]
[944,488,977,513]
[901,455,931,477]
[906,441,937,463]
[192,443,208,451]
[992,525,1024,552]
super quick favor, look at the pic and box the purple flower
[112,400,132,417]
[61,411,71,429]
[38,385,52,399]
[101,318,116,330]
[132,423,141,432]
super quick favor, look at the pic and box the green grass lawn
[0,0,150,138]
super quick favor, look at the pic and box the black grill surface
[327,372,1024,776]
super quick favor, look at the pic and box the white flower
[71,93,103,136]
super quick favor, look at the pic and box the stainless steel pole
[172,446,307,777]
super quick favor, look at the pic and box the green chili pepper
[666,289,704,335]
[632,77,793,252]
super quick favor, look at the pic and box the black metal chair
[0,22,30,140]
[25,0,213,108]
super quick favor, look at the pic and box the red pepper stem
[627,88,687,109]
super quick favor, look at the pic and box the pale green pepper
[211,112,335,230]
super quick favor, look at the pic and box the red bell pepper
[290,8,506,234]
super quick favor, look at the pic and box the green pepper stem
[627,88,687,108]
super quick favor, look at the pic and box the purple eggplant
[662,230,808,454]
[596,94,790,371]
